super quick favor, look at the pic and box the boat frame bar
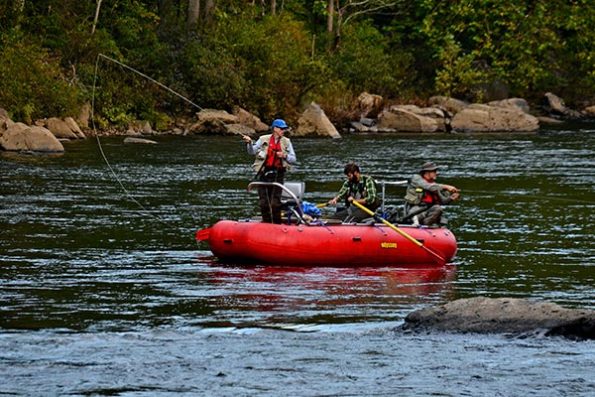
[247,179,409,224]
[247,181,306,224]
[379,180,408,214]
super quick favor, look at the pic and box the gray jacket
[404,174,454,205]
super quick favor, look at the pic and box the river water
[1,125,594,395]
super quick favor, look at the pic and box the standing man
[328,162,380,223]
[243,119,297,224]
[404,161,460,226]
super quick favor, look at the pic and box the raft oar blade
[351,200,446,265]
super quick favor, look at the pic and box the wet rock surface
[401,297,595,340]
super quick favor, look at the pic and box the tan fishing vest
[252,134,292,172]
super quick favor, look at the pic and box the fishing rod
[91,53,204,225]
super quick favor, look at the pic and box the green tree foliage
[181,12,327,119]
[420,0,595,103]
[325,21,414,97]
[0,33,80,123]
[0,0,592,125]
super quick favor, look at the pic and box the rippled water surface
[1,125,594,395]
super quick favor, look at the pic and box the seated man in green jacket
[404,161,460,226]
[328,162,380,223]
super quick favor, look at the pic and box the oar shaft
[350,200,421,246]
[350,200,446,264]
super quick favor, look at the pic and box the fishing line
[91,53,203,225]
[462,189,595,205]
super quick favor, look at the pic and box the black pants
[332,201,380,223]
[258,168,285,224]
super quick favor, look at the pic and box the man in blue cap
[243,119,297,223]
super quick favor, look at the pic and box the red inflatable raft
[196,181,457,267]
[196,220,457,267]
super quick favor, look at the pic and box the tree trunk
[204,0,215,22]
[334,0,342,50]
[14,0,25,27]
[260,0,266,16]
[91,0,102,35]
[326,0,334,33]
[158,0,175,25]
[271,0,276,16]
[187,0,200,30]
[15,0,25,12]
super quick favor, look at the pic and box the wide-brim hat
[420,161,439,173]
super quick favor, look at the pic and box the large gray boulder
[401,297,595,340]
[451,104,539,132]
[0,123,65,152]
[223,123,256,137]
[428,96,468,115]
[189,109,239,134]
[233,107,268,132]
[582,105,595,117]
[45,117,83,139]
[356,92,384,118]
[544,92,582,118]
[487,98,531,114]
[64,117,85,138]
[0,109,14,134]
[294,102,341,138]
[196,108,238,124]
[126,120,153,136]
[377,106,445,132]
[77,103,91,129]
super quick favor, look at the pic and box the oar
[350,200,446,265]
[316,203,328,208]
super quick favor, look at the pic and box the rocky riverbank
[1,92,594,153]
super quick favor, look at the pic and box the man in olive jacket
[243,119,297,224]
[404,161,460,226]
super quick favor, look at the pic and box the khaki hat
[420,161,439,173]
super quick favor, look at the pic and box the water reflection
[200,262,457,326]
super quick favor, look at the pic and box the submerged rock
[401,297,595,340]
[123,137,157,144]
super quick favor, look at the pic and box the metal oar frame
[247,182,306,224]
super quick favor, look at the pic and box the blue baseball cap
[271,119,288,129]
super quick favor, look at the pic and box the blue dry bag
[301,201,322,217]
